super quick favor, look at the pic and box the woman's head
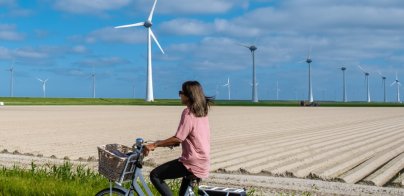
[179,81,213,117]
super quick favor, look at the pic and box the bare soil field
[1,106,403,195]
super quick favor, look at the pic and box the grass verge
[0,162,257,195]
[0,162,108,195]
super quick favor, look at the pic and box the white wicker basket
[97,144,135,182]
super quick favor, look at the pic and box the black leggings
[150,159,193,196]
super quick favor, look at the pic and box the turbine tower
[276,81,280,101]
[391,72,401,103]
[115,0,164,102]
[341,66,347,102]
[7,59,15,97]
[223,77,231,100]
[358,65,371,102]
[305,48,314,103]
[37,78,48,98]
[90,73,96,98]
[378,71,387,103]
[239,44,258,102]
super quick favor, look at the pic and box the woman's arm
[144,136,181,156]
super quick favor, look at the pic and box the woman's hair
[182,81,214,117]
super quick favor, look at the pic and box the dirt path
[1,106,404,192]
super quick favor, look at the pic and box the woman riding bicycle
[144,81,213,196]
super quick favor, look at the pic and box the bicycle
[95,138,247,196]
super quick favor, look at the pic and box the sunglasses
[179,91,184,95]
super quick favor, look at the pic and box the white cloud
[71,45,88,54]
[53,0,131,15]
[77,56,130,67]
[0,24,25,41]
[0,46,13,60]
[0,0,16,7]
[16,49,49,59]
[133,0,248,15]
[160,19,213,36]
[86,27,146,44]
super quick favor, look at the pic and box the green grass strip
[1,97,403,107]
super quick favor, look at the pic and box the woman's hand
[144,143,157,156]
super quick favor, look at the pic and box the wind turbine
[341,66,347,102]
[303,48,314,103]
[276,81,280,101]
[115,0,164,102]
[239,43,258,102]
[7,59,15,97]
[378,71,387,103]
[358,65,371,102]
[37,78,48,98]
[223,77,231,100]
[391,72,401,103]
[90,73,96,98]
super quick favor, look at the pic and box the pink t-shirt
[175,107,210,179]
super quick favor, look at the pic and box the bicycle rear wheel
[95,187,126,196]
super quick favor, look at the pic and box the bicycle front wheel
[95,187,126,196]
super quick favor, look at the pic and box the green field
[0,97,403,107]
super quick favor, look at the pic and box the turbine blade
[148,0,158,22]
[297,59,306,63]
[377,71,384,77]
[307,46,312,59]
[391,81,396,86]
[357,65,366,73]
[115,22,145,29]
[236,42,250,49]
[150,29,165,54]
[396,72,398,80]
[37,78,43,82]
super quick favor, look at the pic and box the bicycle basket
[98,144,137,182]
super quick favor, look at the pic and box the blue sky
[1,0,404,102]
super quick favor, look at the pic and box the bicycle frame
[109,167,153,196]
[111,144,155,196]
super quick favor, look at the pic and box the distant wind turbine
[223,77,231,100]
[90,73,96,98]
[7,59,15,97]
[298,47,314,103]
[341,66,347,102]
[276,81,280,101]
[304,47,314,103]
[239,43,258,102]
[377,71,387,103]
[115,0,164,102]
[37,78,48,98]
[358,65,371,102]
[391,72,401,103]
